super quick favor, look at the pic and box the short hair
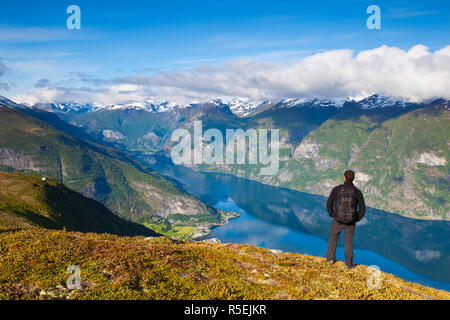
[344,170,355,182]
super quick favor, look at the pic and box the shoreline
[190,209,241,241]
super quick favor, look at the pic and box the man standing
[326,170,366,268]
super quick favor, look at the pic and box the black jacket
[326,181,366,223]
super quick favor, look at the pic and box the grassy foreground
[0,228,448,300]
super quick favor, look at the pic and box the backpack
[334,185,357,224]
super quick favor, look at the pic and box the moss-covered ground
[0,228,448,300]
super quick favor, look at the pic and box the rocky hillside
[0,172,157,236]
[0,228,448,300]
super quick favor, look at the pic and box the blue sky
[0,0,449,104]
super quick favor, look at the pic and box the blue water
[148,157,450,291]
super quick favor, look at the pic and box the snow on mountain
[5,94,446,115]
[276,97,346,109]
[355,94,414,109]
[97,102,148,112]
[85,100,185,113]
[152,101,180,112]
[31,100,183,113]
[0,95,28,109]
[225,98,270,117]
[38,102,101,114]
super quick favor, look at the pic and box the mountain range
[17,94,448,220]
[24,96,345,117]
[20,95,428,117]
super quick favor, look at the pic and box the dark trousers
[326,219,355,267]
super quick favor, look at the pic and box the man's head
[344,170,355,182]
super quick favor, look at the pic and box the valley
[42,95,449,220]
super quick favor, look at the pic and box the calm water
[148,157,450,291]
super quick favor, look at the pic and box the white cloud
[12,88,62,105]
[11,44,450,104]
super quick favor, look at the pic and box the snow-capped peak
[98,101,181,112]
[355,94,412,109]
[4,94,444,115]
[225,97,270,117]
[0,95,28,109]
[98,102,148,111]
[277,97,345,109]
[31,100,183,113]
[49,102,100,113]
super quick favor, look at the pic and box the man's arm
[326,187,338,217]
[356,189,366,221]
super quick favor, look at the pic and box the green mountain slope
[0,106,219,229]
[1,228,449,300]
[260,102,449,219]
[0,172,158,236]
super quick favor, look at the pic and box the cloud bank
[12,44,450,105]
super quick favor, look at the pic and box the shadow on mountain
[22,108,114,147]
[41,183,159,237]
[0,171,159,237]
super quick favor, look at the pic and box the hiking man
[326,170,366,268]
